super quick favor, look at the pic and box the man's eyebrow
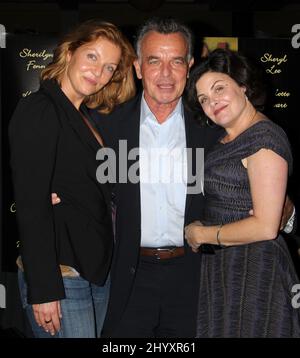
[146,55,159,60]
[173,56,186,61]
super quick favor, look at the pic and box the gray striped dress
[198,120,300,338]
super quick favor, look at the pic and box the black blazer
[91,94,222,336]
[9,80,113,304]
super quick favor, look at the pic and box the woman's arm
[9,95,65,334]
[9,95,65,302]
[185,148,288,248]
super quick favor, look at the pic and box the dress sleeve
[8,94,65,304]
[244,121,293,175]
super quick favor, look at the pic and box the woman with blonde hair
[9,19,136,338]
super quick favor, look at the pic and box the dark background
[1,0,300,337]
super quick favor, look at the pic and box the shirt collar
[140,92,183,125]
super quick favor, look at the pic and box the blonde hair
[41,19,136,113]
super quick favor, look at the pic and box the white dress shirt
[139,94,187,248]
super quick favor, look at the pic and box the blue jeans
[18,269,110,338]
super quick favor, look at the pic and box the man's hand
[51,193,61,205]
[280,195,294,231]
[249,195,294,231]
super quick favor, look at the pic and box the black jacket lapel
[184,106,205,224]
[115,95,142,233]
[40,80,112,209]
[41,80,101,154]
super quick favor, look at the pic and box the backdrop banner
[0,34,300,334]
[1,34,57,272]
[0,34,57,335]
[238,38,300,215]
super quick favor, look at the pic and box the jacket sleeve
[8,94,65,304]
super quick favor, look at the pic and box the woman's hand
[51,193,61,205]
[32,300,62,336]
[185,220,204,252]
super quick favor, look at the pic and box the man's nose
[160,63,172,77]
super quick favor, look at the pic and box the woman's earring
[206,118,216,127]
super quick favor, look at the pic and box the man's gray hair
[135,17,194,62]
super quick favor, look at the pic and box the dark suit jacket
[91,94,222,336]
[9,80,113,304]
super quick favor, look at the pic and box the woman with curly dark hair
[185,49,300,337]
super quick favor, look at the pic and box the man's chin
[161,97,179,104]
[156,95,179,105]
